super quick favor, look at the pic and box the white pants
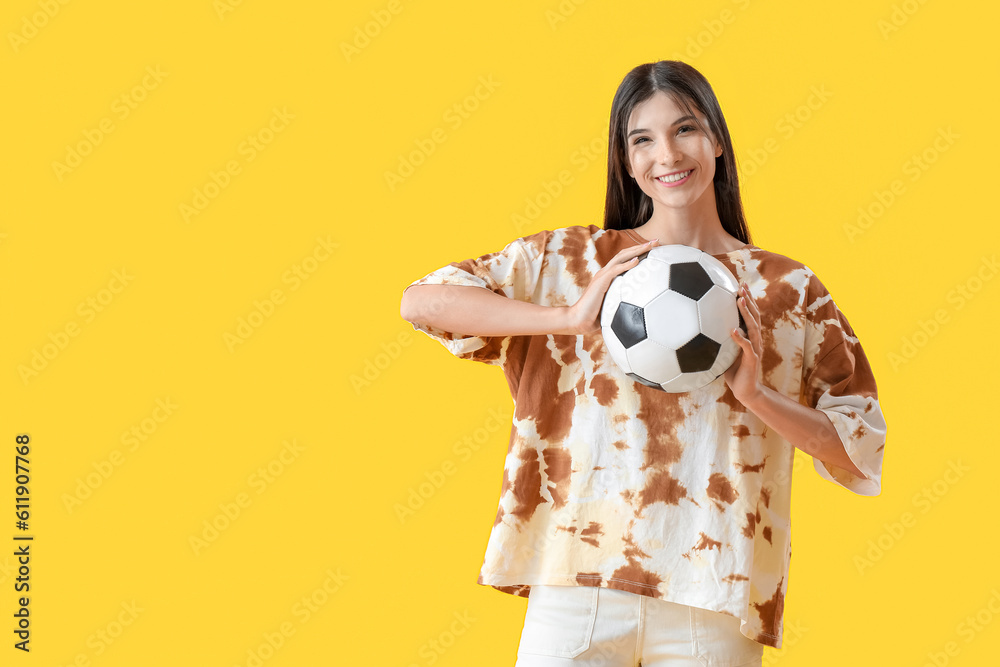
[515,585,764,667]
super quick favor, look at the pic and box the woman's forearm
[742,385,867,478]
[400,284,576,336]
[401,241,652,339]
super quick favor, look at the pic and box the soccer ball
[600,244,745,393]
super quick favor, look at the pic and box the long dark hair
[603,60,751,245]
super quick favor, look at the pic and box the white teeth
[657,170,692,183]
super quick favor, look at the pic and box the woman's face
[625,91,723,217]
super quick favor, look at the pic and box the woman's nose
[657,139,680,164]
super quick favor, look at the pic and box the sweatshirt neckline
[709,243,754,257]
[616,228,754,256]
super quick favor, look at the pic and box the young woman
[400,60,886,667]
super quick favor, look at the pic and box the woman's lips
[655,169,693,186]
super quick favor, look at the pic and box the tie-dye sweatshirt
[404,224,886,648]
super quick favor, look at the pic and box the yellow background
[2,0,998,664]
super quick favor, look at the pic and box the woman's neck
[630,207,741,254]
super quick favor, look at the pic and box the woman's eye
[678,125,696,134]
[633,137,649,144]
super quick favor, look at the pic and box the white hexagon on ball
[644,291,700,349]
[698,285,739,343]
[619,257,672,307]
[625,338,680,385]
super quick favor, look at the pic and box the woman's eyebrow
[627,115,698,138]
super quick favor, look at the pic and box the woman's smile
[654,168,693,186]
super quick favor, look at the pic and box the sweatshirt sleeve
[402,230,549,366]
[799,268,887,496]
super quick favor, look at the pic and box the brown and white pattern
[404,224,886,648]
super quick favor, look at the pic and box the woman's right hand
[563,238,658,335]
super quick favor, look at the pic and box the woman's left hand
[722,283,764,406]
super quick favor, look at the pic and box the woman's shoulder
[738,245,847,313]
[509,224,610,255]
[742,244,815,281]
[514,223,605,242]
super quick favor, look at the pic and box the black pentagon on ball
[676,333,721,373]
[627,371,662,389]
[610,301,646,349]
[669,262,713,301]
